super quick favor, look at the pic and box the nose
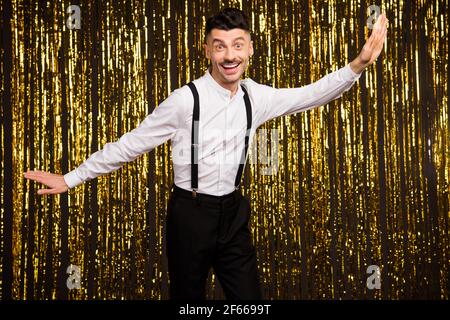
[224,48,236,61]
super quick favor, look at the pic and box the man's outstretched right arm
[24,89,187,195]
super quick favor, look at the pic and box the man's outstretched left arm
[258,14,388,125]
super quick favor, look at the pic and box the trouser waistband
[171,184,241,205]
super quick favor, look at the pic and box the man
[24,8,388,299]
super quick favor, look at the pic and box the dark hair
[205,8,250,40]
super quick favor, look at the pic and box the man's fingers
[372,20,387,45]
[373,13,386,31]
[25,170,48,177]
[24,172,42,179]
[37,189,50,195]
[368,15,385,43]
[382,15,388,32]
[382,25,387,40]
[25,170,42,175]
[24,174,54,189]
[366,30,376,48]
[37,189,59,195]
[373,14,383,30]
[24,171,53,181]
[380,27,387,47]
[374,25,387,48]
[25,175,48,184]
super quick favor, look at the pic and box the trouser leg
[165,194,217,300]
[213,194,262,300]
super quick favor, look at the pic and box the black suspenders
[235,85,252,188]
[187,82,200,196]
[187,82,252,197]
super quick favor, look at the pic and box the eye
[235,43,243,49]
[216,44,224,50]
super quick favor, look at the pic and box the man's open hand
[24,170,69,195]
[350,13,388,74]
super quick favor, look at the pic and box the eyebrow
[212,36,246,44]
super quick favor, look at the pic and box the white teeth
[222,63,239,68]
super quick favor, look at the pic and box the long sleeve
[63,90,186,189]
[258,63,362,125]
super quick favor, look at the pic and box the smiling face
[203,28,254,93]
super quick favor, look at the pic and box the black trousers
[165,184,262,300]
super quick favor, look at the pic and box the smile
[220,62,241,71]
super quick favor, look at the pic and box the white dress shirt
[64,64,361,196]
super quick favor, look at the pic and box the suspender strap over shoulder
[187,82,252,196]
[235,85,252,189]
[187,82,200,196]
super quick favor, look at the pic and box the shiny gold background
[0,0,448,299]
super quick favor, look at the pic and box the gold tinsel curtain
[0,0,448,300]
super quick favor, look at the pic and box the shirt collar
[205,68,244,100]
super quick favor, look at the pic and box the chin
[223,71,245,83]
[223,75,241,83]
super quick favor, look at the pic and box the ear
[203,43,211,60]
[249,40,254,57]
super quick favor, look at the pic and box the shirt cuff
[342,63,363,81]
[63,169,84,189]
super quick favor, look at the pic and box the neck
[209,67,239,97]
